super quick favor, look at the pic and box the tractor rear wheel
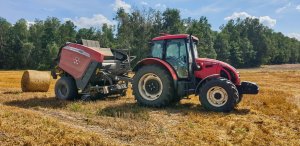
[55,77,78,100]
[199,78,238,112]
[132,65,174,107]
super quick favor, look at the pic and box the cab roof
[152,34,199,41]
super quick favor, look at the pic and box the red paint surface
[136,58,178,80]
[152,34,199,41]
[194,58,240,85]
[135,58,240,84]
[58,43,104,79]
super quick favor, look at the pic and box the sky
[0,0,300,40]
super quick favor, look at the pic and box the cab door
[165,39,189,79]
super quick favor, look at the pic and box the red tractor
[52,34,258,112]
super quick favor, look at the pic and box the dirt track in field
[0,64,299,145]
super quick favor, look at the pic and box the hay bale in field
[21,70,51,92]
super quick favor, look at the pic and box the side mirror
[193,62,201,71]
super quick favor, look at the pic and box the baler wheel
[199,78,238,112]
[132,65,174,107]
[55,77,78,100]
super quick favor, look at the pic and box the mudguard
[195,74,220,94]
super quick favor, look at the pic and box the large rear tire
[199,78,238,112]
[132,65,175,107]
[55,77,78,100]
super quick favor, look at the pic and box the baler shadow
[4,97,68,109]
[79,94,123,101]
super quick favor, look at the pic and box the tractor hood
[195,58,240,84]
[195,58,238,72]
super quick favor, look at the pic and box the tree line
[0,8,299,70]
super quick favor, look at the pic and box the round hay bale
[21,70,51,92]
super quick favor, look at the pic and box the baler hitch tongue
[128,56,137,62]
[51,69,58,79]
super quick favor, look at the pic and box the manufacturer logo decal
[73,57,80,65]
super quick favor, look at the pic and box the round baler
[51,39,132,100]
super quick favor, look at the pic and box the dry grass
[0,66,299,145]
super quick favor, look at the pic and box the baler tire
[132,65,174,107]
[199,78,238,112]
[55,77,78,100]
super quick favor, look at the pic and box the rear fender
[195,74,220,95]
[132,58,178,80]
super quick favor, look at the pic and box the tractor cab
[150,34,199,79]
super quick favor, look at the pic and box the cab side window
[151,40,164,59]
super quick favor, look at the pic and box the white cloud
[224,12,253,20]
[155,3,167,10]
[259,16,276,27]
[112,0,131,13]
[296,5,300,10]
[141,1,148,6]
[26,20,35,29]
[64,14,113,28]
[26,20,35,26]
[276,2,291,13]
[287,33,300,41]
[224,12,277,27]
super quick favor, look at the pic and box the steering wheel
[166,56,179,64]
[166,56,186,67]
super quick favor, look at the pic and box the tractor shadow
[4,97,68,109]
[4,96,250,116]
[98,102,251,119]
[166,103,250,115]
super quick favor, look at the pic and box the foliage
[0,8,299,70]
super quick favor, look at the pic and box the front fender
[195,74,220,95]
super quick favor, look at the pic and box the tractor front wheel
[55,77,78,100]
[132,65,174,107]
[199,78,238,112]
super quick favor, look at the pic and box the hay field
[0,65,299,145]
